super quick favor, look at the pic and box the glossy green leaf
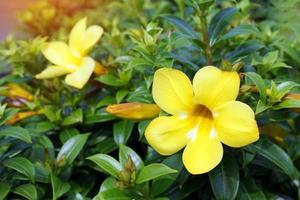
[208,7,238,46]
[225,41,264,60]
[244,72,267,103]
[113,120,134,145]
[119,144,144,170]
[14,184,37,200]
[136,163,177,184]
[87,154,122,178]
[252,139,297,179]
[273,99,300,110]
[163,16,198,39]
[96,74,127,87]
[56,133,89,165]
[4,157,35,183]
[97,188,131,200]
[51,174,71,200]
[0,126,31,143]
[61,108,83,126]
[221,25,260,40]
[99,177,117,193]
[209,156,239,200]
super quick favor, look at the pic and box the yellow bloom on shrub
[145,66,259,174]
[106,103,160,120]
[36,18,106,88]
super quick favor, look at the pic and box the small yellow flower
[145,66,259,174]
[106,102,161,120]
[36,18,105,89]
[0,83,33,101]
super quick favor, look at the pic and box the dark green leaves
[56,133,89,166]
[252,139,297,179]
[0,182,10,200]
[119,145,144,170]
[113,120,135,145]
[0,126,32,143]
[163,16,198,39]
[136,163,177,184]
[61,108,83,126]
[209,157,239,200]
[244,72,267,103]
[87,154,122,178]
[208,7,238,46]
[14,184,37,200]
[221,24,260,40]
[4,157,35,183]
[51,174,70,200]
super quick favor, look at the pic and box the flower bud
[0,84,33,101]
[106,102,160,120]
[6,109,44,125]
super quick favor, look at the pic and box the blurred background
[0,1,34,40]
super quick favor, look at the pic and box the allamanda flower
[36,18,106,89]
[145,66,259,174]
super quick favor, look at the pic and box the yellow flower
[36,18,105,89]
[106,103,161,120]
[145,66,259,174]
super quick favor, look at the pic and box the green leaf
[14,184,37,200]
[97,188,131,200]
[44,105,61,122]
[56,133,89,165]
[252,139,297,179]
[87,154,122,178]
[136,163,177,184]
[113,120,135,145]
[244,72,267,103]
[100,177,117,193]
[4,157,35,183]
[0,182,10,200]
[0,126,31,143]
[119,145,144,170]
[237,178,266,200]
[51,174,70,200]
[273,99,300,110]
[61,109,83,126]
[116,90,129,103]
[0,108,19,126]
[96,74,127,87]
[84,108,116,124]
[225,41,264,61]
[208,7,238,46]
[209,156,239,200]
[221,24,260,40]
[163,16,198,39]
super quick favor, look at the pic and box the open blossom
[36,17,106,89]
[145,66,259,174]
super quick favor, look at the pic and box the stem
[200,13,213,65]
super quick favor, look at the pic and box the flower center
[192,104,212,120]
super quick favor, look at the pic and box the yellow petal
[106,103,160,120]
[213,101,259,147]
[42,42,80,67]
[69,17,87,54]
[193,66,240,110]
[35,65,72,79]
[183,117,223,174]
[69,18,103,55]
[6,84,33,101]
[65,57,95,89]
[145,116,196,155]
[152,68,196,116]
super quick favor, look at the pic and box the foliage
[0,0,299,199]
